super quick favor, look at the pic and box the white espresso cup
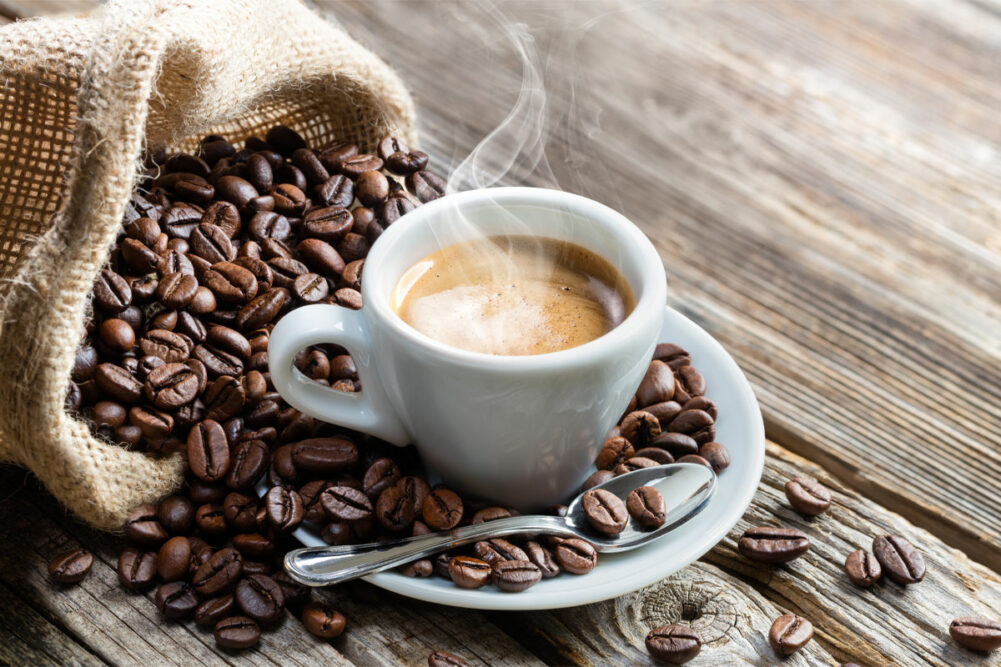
[269,187,667,509]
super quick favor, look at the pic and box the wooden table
[3,0,1001,664]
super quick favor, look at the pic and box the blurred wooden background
[2,1,1001,664]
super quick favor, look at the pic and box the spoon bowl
[283,462,716,587]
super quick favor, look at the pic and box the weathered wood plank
[0,580,104,666]
[329,0,1001,571]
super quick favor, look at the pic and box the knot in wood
[636,577,740,644]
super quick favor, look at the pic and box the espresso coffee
[392,235,635,355]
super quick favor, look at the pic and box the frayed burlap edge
[0,0,416,531]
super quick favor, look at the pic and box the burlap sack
[0,0,415,530]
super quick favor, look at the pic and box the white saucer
[291,306,765,611]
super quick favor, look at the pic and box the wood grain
[329,0,1001,571]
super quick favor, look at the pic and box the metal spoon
[283,463,717,587]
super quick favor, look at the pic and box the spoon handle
[284,515,575,587]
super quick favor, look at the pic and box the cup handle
[268,304,410,446]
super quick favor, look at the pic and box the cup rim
[363,186,667,370]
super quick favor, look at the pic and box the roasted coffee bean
[613,456,659,475]
[95,363,143,403]
[291,436,358,473]
[582,469,614,491]
[93,400,127,428]
[738,526,810,564]
[235,574,285,624]
[247,210,291,244]
[145,362,199,409]
[339,153,383,177]
[94,269,132,312]
[117,548,158,590]
[337,233,370,263]
[406,170,447,203]
[301,601,347,639]
[666,409,713,436]
[471,506,512,524]
[214,616,261,650]
[206,325,250,359]
[473,538,527,564]
[125,503,168,545]
[158,494,194,533]
[949,617,1001,652]
[582,488,628,535]
[377,135,409,161]
[341,259,364,289]
[633,447,674,465]
[524,541,560,578]
[296,480,331,522]
[676,454,712,469]
[136,354,166,381]
[674,366,706,403]
[375,483,417,531]
[193,343,244,378]
[162,203,204,239]
[264,125,305,156]
[265,486,304,532]
[203,261,258,303]
[232,533,275,560]
[422,488,464,530]
[872,535,925,585]
[385,150,428,176]
[400,559,434,577]
[595,436,634,470]
[194,594,235,627]
[192,547,243,596]
[769,614,813,656]
[289,272,328,303]
[650,432,699,458]
[427,650,470,667]
[140,329,191,363]
[312,173,353,209]
[645,624,701,664]
[627,486,666,529]
[698,442,730,474]
[297,238,346,278]
[321,521,355,545]
[187,419,230,482]
[195,502,227,536]
[226,440,269,490]
[126,216,162,246]
[322,485,374,521]
[362,457,402,500]
[447,556,492,589]
[72,344,99,382]
[157,272,199,309]
[190,223,236,263]
[682,395,717,421]
[291,148,330,185]
[271,183,307,216]
[492,560,541,592]
[216,175,259,210]
[156,581,199,620]
[223,492,259,532]
[120,237,160,273]
[355,170,389,207]
[379,192,416,225]
[302,206,353,242]
[636,360,676,407]
[188,479,227,504]
[202,200,242,238]
[236,287,289,330]
[785,476,831,516]
[620,410,661,446]
[845,549,881,587]
[157,536,192,582]
[48,548,93,584]
[204,374,246,421]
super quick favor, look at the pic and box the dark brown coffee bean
[627,486,667,529]
[48,548,93,584]
[296,237,345,278]
[666,409,713,436]
[355,170,389,207]
[92,400,127,428]
[400,559,434,577]
[125,503,168,545]
[156,272,198,309]
[582,469,614,491]
[192,547,243,596]
[232,533,275,560]
[844,549,881,587]
[338,153,383,178]
[362,458,402,500]
[446,556,492,589]
[582,488,628,535]
[120,237,160,274]
[194,594,235,627]
[291,272,329,303]
[386,150,428,176]
[769,614,813,656]
[406,170,447,202]
[620,410,662,446]
[785,476,831,516]
[636,360,676,407]
[698,442,730,474]
[139,329,191,363]
[265,486,304,533]
[94,269,132,313]
[235,574,285,624]
[949,617,1001,652]
[145,362,199,409]
[187,419,230,482]
[291,437,358,473]
[203,261,258,304]
[492,560,541,592]
[674,365,706,403]
[300,601,346,639]
[334,287,363,309]
[613,456,660,476]
[157,536,192,582]
[379,192,416,225]
[221,440,267,492]
[738,526,810,564]
[337,233,370,263]
[117,548,157,590]
[289,148,328,185]
[190,223,236,264]
[471,507,512,524]
[872,535,925,585]
[645,624,701,664]
[309,172,352,207]
[322,485,373,521]
[422,488,464,530]
[524,541,561,578]
[650,432,699,458]
[201,374,245,421]
[158,494,194,533]
[595,436,634,470]
[156,581,199,620]
[341,259,364,289]
[374,483,417,532]
[377,135,409,161]
[633,447,675,465]
[161,203,203,239]
[270,183,307,216]
[126,215,162,245]
[222,492,259,532]
[95,363,143,403]
[474,538,528,565]
[207,324,252,358]
[302,205,352,243]
[264,125,306,156]
[201,199,241,238]
[193,343,244,378]
[215,175,259,210]
[195,502,227,536]
[214,616,261,649]
[236,287,289,330]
